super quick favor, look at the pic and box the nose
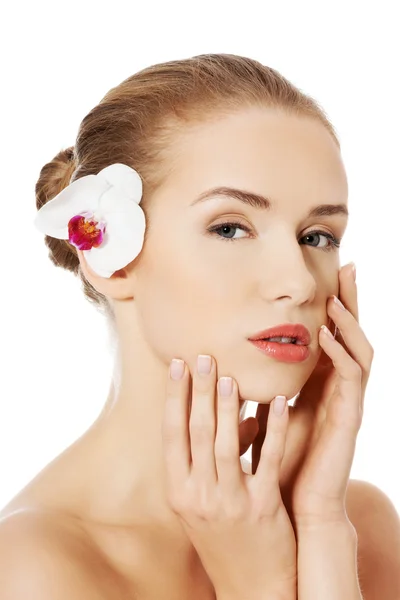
[273,272,317,306]
[258,233,318,306]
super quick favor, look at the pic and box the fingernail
[321,324,335,340]
[332,295,346,311]
[170,359,185,380]
[197,354,212,375]
[219,377,233,397]
[349,262,356,282]
[273,395,287,416]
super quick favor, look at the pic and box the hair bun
[35,146,77,210]
[35,146,80,274]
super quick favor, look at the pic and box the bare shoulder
[346,478,400,599]
[0,509,130,599]
[346,478,400,529]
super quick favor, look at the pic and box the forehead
[162,107,348,207]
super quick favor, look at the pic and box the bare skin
[1,107,360,597]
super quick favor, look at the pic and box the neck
[50,301,246,534]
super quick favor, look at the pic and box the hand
[252,263,374,533]
[162,354,297,599]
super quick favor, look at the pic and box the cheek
[135,248,231,362]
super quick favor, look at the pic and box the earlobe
[77,249,134,301]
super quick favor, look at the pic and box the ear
[76,249,136,301]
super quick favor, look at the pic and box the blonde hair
[35,53,340,326]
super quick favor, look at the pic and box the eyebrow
[190,186,349,219]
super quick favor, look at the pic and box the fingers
[298,263,372,411]
[253,396,289,501]
[301,327,362,501]
[189,355,218,484]
[328,294,373,368]
[319,325,363,431]
[338,263,358,322]
[214,376,244,493]
[163,359,191,494]
[163,355,245,502]
[164,355,294,509]
[327,293,373,411]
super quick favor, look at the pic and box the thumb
[239,416,259,456]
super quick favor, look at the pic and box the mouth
[248,323,311,346]
[249,337,311,363]
[261,336,303,345]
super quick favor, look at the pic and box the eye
[300,230,342,252]
[207,221,342,252]
[207,221,251,240]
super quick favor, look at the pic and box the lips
[248,323,311,346]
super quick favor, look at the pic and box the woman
[0,53,398,599]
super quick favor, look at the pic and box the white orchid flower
[34,163,146,278]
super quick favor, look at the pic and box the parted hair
[35,53,340,324]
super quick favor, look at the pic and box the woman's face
[133,107,349,404]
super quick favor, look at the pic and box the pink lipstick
[248,323,311,363]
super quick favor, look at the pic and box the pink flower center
[68,212,106,250]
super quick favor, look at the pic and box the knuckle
[193,373,214,394]
[262,435,285,462]
[267,446,285,464]
[192,496,247,522]
[189,421,214,443]
[164,390,178,409]
[218,393,235,409]
[224,501,248,521]
[195,506,217,521]
[166,371,186,390]
[162,422,181,444]
[189,409,214,437]
[166,490,186,514]
[215,444,237,462]
[351,361,363,379]
[254,498,280,521]
[162,431,178,448]
[195,490,218,520]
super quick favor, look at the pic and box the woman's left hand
[252,263,375,533]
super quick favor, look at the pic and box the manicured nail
[197,354,212,375]
[321,325,335,340]
[274,395,287,416]
[332,295,346,311]
[219,377,233,397]
[170,359,185,380]
[349,262,356,282]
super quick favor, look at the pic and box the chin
[235,348,320,404]
[236,371,310,406]
[239,393,298,406]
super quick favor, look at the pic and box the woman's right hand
[162,354,297,600]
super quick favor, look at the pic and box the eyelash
[208,221,342,252]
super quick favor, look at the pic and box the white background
[1,1,399,513]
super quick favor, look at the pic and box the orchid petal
[34,162,146,278]
[84,200,146,278]
[34,176,107,239]
[98,163,143,204]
